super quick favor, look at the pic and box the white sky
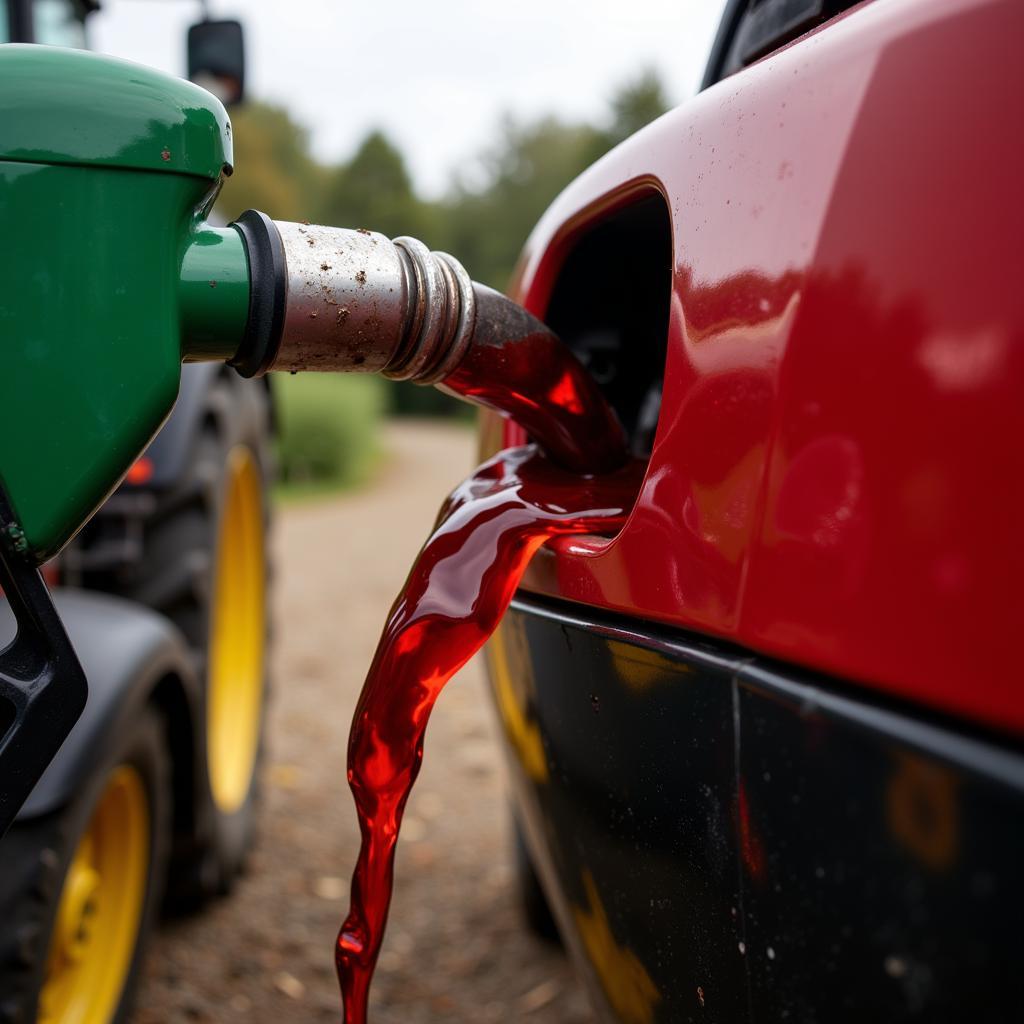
[91,1,726,197]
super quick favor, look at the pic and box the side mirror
[187,19,245,106]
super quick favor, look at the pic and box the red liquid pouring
[335,443,642,1023]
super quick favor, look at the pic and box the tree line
[218,69,670,292]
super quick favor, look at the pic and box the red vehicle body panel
[491,0,1024,735]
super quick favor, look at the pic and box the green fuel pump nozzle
[0,44,625,831]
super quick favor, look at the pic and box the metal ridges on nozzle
[230,213,476,383]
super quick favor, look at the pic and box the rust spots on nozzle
[355,270,367,285]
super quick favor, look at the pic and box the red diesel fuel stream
[335,445,643,1023]
[223,213,636,1019]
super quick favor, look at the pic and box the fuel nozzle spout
[227,211,627,474]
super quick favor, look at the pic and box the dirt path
[136,421,595,1024]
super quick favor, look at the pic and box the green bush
[274,374,385,498]
[387,380,475,421]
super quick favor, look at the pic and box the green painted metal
[1,161,202,561]
[179,227,250,361]
[0,44,233,179]
[0,48,249,564]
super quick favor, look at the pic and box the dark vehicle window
[544,193,672,459]
[703,0,867,88]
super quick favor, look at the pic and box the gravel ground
[135,420,595,1024]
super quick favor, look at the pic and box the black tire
[0,706,170,1024]
[513,816,561,944]
[102,372,273,902]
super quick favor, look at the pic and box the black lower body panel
[488,595,1024,1023]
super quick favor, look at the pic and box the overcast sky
[91,1,726,197]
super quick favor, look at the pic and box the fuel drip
[335,444,642,1023]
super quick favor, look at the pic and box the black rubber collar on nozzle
[229,210,286,378]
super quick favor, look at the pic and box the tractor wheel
[128,372,272,901]
[0,707,169,1024]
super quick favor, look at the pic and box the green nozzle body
[0,45,242,563]
[179,227,250,361]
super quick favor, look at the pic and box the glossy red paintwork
[487,0,1024,735]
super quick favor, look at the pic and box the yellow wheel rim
[207,445,266,814]
[39,765,150,1024]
